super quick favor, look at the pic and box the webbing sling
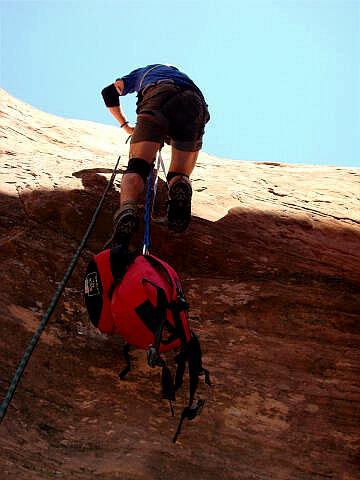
[138,64,163,91]
[142,149,167,255]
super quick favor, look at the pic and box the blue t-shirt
[119,64,198,96]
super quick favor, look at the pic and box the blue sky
[1,0,359,167]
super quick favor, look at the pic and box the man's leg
[167,147,199,232]
[167,148,199,187]
[121,141,160,205]
[163,89,208,233]
[108,141,160,247]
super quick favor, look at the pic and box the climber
[101,64,210,247]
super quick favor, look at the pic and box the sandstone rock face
[0,88,359,479]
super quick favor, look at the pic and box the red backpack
[84,245,210,442]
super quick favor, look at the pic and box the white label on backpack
[85,272,101,296]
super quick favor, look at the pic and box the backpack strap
[141,255,212,440]
[139,255,211,439]
[118,343,131,380]
[173,332,212,443]
[109,244,137,295]
[140,280,176,409]
[173,399,206,444]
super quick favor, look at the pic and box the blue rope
[143,165,154,255]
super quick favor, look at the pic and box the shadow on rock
[1,172,360,480]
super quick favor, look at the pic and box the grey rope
[0,155,122,423]
[151,149,168,215]
[142,149,169,255]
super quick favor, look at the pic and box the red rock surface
[0,88,359,479]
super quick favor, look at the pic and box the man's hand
[123,123,135,135]
[108,106,134,135]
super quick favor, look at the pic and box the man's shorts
[131,82,210,152]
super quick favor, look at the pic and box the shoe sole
[105,210,138,248]
[168,180,192,233]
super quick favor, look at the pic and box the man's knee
[124,158,152,184]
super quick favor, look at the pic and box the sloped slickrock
[0,88,359,479]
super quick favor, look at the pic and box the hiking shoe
[105,206,138,248]
[168,178,192,233]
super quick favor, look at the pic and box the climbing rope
[0,155,122,423]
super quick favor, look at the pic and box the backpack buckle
[147,346,164,368]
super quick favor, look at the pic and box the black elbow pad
[101,83,120,107]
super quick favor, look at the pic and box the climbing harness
[0,155,122,423]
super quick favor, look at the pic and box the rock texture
[0,88,359,479]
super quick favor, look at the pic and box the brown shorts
[131,82,210,152]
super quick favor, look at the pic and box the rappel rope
[142,165,154,255]
[0,155,122,423]
[152,148,169,216]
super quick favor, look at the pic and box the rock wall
[1,89,359,479]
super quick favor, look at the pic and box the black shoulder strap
[119,343,131,380]
[143,255,189,346]
[109,244,136,282]
[173,332,212,443]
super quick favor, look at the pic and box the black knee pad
[166,171,189,183]
[125,158,152,183]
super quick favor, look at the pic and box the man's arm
[107,105,134,135]
[101,80,134,135]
